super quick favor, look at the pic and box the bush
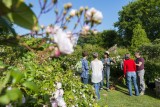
[0,38,99,106]
[140,41,160,81]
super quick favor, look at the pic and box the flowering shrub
[0,38,100,106]
[0,0,104,106]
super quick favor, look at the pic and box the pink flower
[54,47,61,57]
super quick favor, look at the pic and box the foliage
[78,30,122,48]
[0,37,99,106]
[131,24,150,52]
[115,0,160,44]
[0,17,16,36]
[140,40,160,81]
[101,30,122,48]
[0,0,38,30]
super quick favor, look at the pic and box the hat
[105,51,109,55]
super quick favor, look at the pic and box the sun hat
[105,51,109,54]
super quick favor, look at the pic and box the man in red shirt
[123,53,139,96]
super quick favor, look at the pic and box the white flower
[70,9,77,17]
[46,25,60,34]
[72,89,76,93]
[92,29,98,34]
[54,90,59,99]
[7,87,12,90]
[82,94,85,98]
[59,89,64,96]
[40,25,45,29]
[56,82,62,89]
[53,28,74,54]
[46,26,53,34]
[57,97,66,107]
[66,31,72,38]
[86,8,103,22]
[82,25,90,31]
[86,8,96,18]
[93,11,103,21]
[79,6,84,11]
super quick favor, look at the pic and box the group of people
[80,51,145,100]
[123,52,145,96]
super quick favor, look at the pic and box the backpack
[75,60,82,73]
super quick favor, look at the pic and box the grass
[97,84,160,107]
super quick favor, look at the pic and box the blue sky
[15,0,132,34]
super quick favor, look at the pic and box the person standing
[100,51,115,90]
[81,51,89,84]
[90,52,103,100]
[123,53,139,96]
[135,52,145,95]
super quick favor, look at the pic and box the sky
[15,0,132,35]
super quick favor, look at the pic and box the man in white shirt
[90,52,103,100]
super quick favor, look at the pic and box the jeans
[100,67,110,89]
[126,72,139,96]
[81,75,89,84]
[100,70,104,88]
[137,69,145,93]
[94,83,100,99]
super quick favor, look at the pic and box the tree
[78,30,122,48]
[101,30,122,48]
[114,0,160,45]
[131,24,150,52]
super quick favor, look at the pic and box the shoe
[100,88,103,90]
[140,92,144,95]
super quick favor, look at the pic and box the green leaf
[1,0,38,30]
[6,88,22,101]
[0,95,10,104]
[11,70,23,84]
[0,17,17,36]
[23,81,39,92]
[0,72,11,94]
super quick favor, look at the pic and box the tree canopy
[115,0,160,45]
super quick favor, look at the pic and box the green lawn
[98,84,160,107]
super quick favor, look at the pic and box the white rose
[93,10,103,21]
[86,8,96,18]
[56,82,62,89]
[82,25,90,32]
[54,90,59,99]
[70,9,77,17]
[59,89,64,96]
[53,29,74,54]
[57,98,66,107]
